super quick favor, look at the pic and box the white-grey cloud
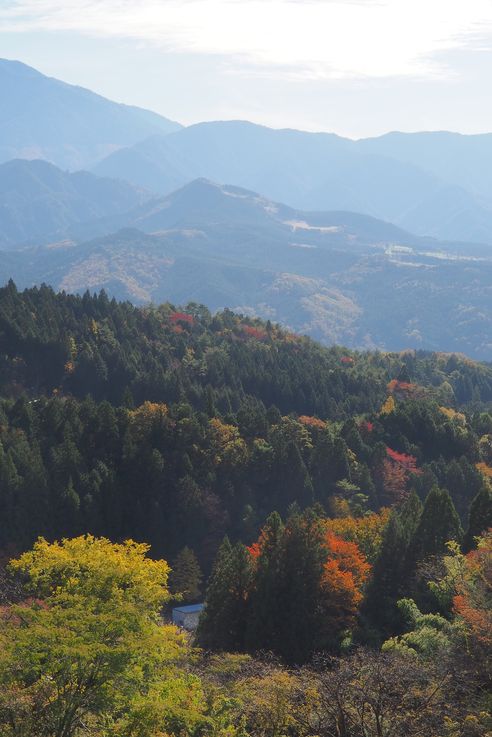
[1,0,492,81]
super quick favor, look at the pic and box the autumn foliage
[242,325,268,340]
[325,508,390,564]
[321,531,371,629]
[387,379,421,397]
[380,395,396,415]
[209,417,247,467]
[169,312,195,326]
[247,523,271,560]
[453,529,492,652]
[381,459,409,504]
[298,415,327,430]
[386,447,420,473]
[248,522,371,638]
[358,420,374,434]
[439,406,466,424]
[379,447,422,505]
[476,461,492,479]
[129,401,169,434]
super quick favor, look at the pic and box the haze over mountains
[2,176,491,358]
[94,121,492,244]
[1,58,492,359]
[0,59,181,169]
[0,159,148,248]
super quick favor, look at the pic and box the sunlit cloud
[1,0,492,80]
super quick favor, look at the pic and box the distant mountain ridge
[0,59,182,169]
[0,162,419,250]
[357,130,492,200]
[2,58,492,359]
[0,159,151,248]
[1,178,491,359]
[94,120,492,244]
[128,178,418,241]
[4,57,492,243]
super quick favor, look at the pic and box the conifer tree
[57,478,81,536]
[363,492,423,636]
[444,459,466,516]
[341,419,365,457]
[276,441,313,512]
[271,512,327,663]
[463,484,492,552]
[246,512,284,651]
[410,486,463,562]
[197,538,253,652]
[197,537,233,650]
[169,546,203,603]
[397,363,412,383]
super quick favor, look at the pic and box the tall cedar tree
[270,512,328,663]
[169,546,203,603]
[245,511,285,652]
[362,492,423,636]
[197,537,253,652]
[410,486,463,562]
[405,486,463,611]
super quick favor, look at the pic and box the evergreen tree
[169,546,203,603]
[197,538,253,652]
[246,512,284,652]
[121,386,135,409]
[341,419,365,457]
[363,492,423,636]
[410,486,463,562]
[56,478,81,537]
[463,484,492,552]
[275,442,313,512]
[444,459,466,521]
[397,363,412,383]
[271,512,327,663]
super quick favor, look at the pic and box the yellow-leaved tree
[0,535,193,737]
[380,395,396,416]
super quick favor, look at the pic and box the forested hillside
[0,282,491,563]
[0,283,491,734]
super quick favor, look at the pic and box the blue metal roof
[172,603,204,613]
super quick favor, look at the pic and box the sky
[1,0,492,137]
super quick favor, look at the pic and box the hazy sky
[1,0,492,136]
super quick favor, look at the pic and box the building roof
[172,603,204,614]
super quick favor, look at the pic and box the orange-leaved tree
[324,508,390,565]
[320,531,371,639]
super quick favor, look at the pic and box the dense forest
[0,282,490,736]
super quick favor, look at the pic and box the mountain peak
[125,177,295,236]
[0,58,43,77]
[0,58,182,170]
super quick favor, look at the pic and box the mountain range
[93,121,492,244]
[1,176,491,358]
[1,58,492,359]
[4,58,492,245]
